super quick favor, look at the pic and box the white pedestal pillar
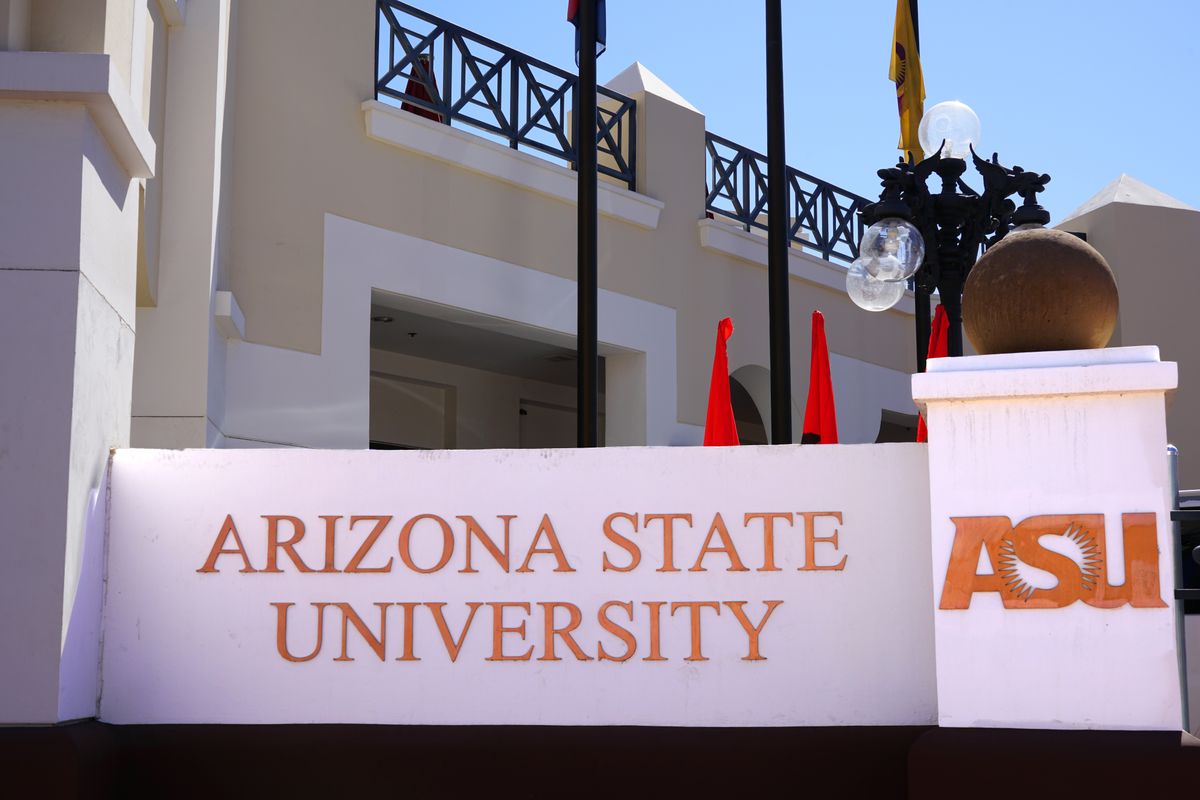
[913,346,1183,730]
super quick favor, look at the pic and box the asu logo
[940,514,1166,610]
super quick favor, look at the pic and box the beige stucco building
[2,0,1199,727]
[129,0,925,456]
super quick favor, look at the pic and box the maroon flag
[801,311,838,444]
[703,318,740,446]
[567,0,607,65]
[401,54,443,123]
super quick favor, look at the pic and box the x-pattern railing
[706,132,868,264]
[376,1,636,190]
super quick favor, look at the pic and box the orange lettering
[602,512,640,572]
[458,515,514,573]
[642,601,667,662]
[724,600,784,661]
[744,512,791,572]
[198,515,257,573]
[398,514,454,574]
[1002,516,1088,609]
[272,602,329,662]
[334,602,389,662]
[798,511,847,571]
[940,516,1012,609]
[643,514,692,572]
[670,601,721,662]
[395,602,420,662]
[426,602,482,662]
[486,602,534,661]
[689,512,749,572]
[597,601,636,662]
[345,515,394,573]
[1086,513,1167,609]
[263,515,313,573]
[318,515,341,573]
[941,513,1168,610]
[516,515,575,573]
[539,602,592,661]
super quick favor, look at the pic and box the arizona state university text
[197,510,848,664]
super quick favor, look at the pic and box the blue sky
[410,0,1199,223]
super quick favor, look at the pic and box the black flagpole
[765,0,792,444]
[576,0,599,447]
[910,0,931,373]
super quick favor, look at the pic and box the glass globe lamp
[918,100,981,160]
[847,260,905,312]
[858,219,924,282]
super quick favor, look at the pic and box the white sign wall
[101,445,937,726]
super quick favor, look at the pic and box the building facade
[129,0,924,455]
[2,0,1199,730]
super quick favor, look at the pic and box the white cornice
[913,346,1175,406]
[0,52,155,179]
[362,99,663,231]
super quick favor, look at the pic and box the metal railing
[375,1,636,190]
[376,3,868,264]
[706,132,869,264]
[1169,447,1196,732]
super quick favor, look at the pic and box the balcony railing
[376,3,870,266]
[375,1,637,190]
[706,132,868,264]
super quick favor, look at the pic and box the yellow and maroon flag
[889,0,925,163]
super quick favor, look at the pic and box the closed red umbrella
[703,318,740,446]
[801,311,838,444]
[916,303,948,443]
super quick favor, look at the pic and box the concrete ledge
[697,218,915,315]
[0,52,155,179]
[362,100,663,231]
[926,345,1163,374]
[913,346,1177,406]
[213,290,244,342]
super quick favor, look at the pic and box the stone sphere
[962,228,1118,355]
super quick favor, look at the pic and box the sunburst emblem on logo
[996,523,1103,602]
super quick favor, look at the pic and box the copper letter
[516,515,575,573]
[272,602,329,662]
[602,512,641,572]
[459,515,513,573]
[398,514,454,574]
[198,515,257,573]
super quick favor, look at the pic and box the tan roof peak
[1061,174,1197,223]
[604,62,700,114]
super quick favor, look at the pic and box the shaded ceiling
[370,298,596,387]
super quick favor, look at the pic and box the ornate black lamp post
[849,101,1051,371]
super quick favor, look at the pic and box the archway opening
[730,376,768,445]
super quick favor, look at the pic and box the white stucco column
[913,346,1184,730]
[0,51,153,723]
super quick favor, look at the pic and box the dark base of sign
[0,722,1196,798]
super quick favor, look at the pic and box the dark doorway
[875,409,919,443]
[730,377,768,445]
